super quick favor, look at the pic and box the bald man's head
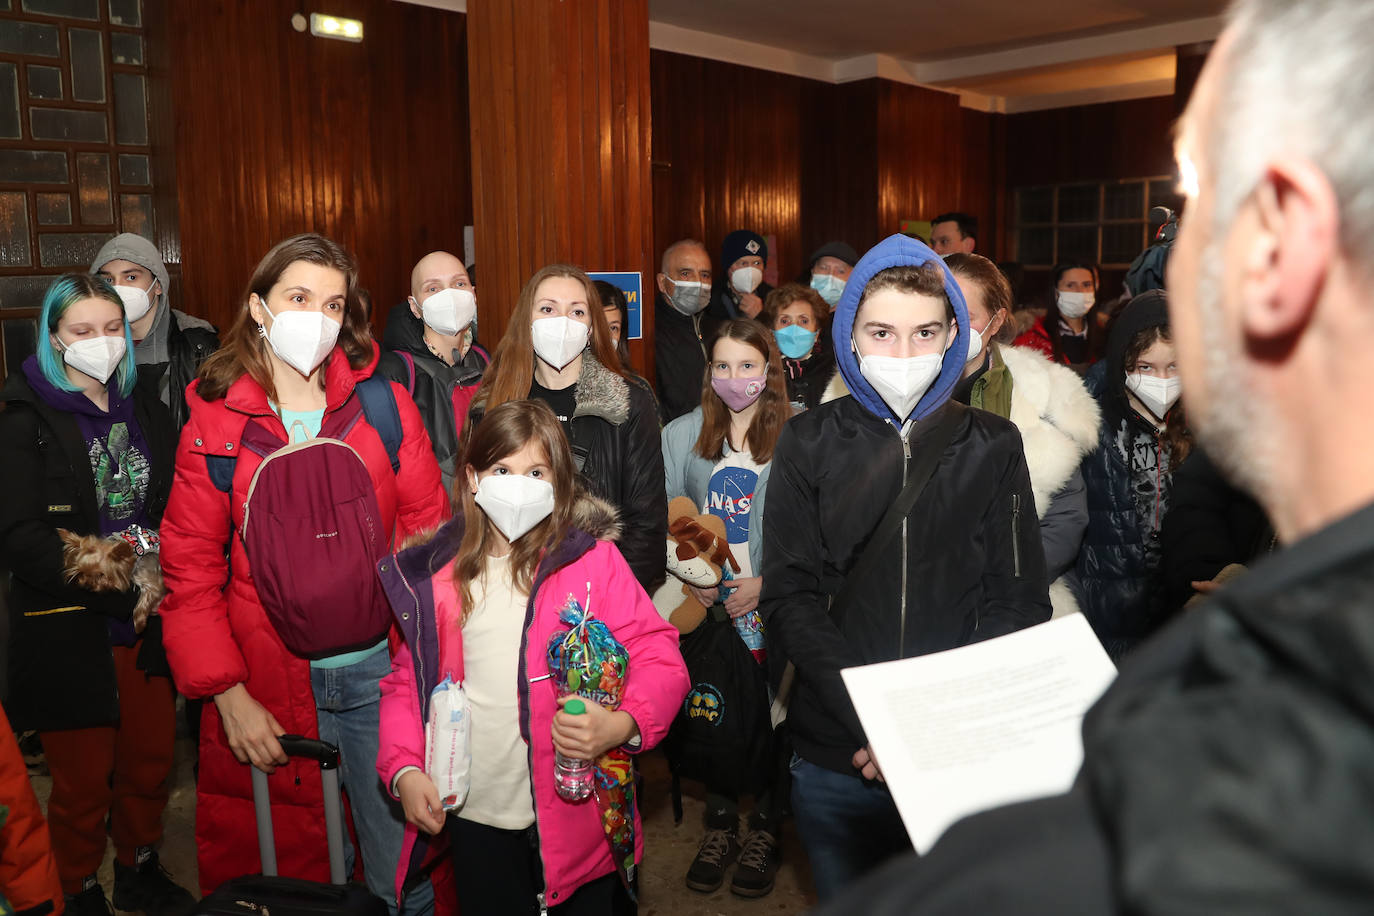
[409,251,472,304]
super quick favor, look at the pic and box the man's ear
[408,296,422,321]
[656,274,671,298]
[1239,157,1337,341]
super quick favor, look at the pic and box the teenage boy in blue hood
[759,234,1051,900]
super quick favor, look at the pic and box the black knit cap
[721,230,768,270]
[809,241,859,270]
[1105,289,1171,406]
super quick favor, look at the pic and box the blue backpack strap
[355,375,403,474]
[205,455,236,493]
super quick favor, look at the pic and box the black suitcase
[193,735,390,916]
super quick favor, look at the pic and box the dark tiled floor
[29,734,816,915]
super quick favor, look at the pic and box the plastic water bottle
[554,698,595,801]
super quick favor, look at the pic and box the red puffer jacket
[159,346,448,893]
[0,702,62,916]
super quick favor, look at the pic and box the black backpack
[663,606,775,817]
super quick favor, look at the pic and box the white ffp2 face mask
[731,266,762,295]
[474,473,556,542]
[418,288,477,337]
[964,322,989,365]
[260,300,341,377]
[1125,373,1181,421]
[857,350,944,421]
[1057,290,1094,319]
[59,334,126,384]
[113,282,154,324]
[531,316,590,370]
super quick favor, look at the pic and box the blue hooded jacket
[831,233,971,427]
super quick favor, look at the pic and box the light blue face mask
[810,272,846,307]
[775,323,817,359]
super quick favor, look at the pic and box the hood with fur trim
[830,233,970,426]
[399,486,621,552]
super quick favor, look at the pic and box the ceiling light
[310,12,363,43]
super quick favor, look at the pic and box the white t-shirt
[457,552,536,830]
[701,446,766,579]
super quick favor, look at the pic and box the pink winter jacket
[375,506,688,907]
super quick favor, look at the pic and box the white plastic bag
[424,676,471,811]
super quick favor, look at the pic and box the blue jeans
[789,754,912,902]
[311,649,434,916]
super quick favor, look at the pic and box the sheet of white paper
[841,614,1117,854]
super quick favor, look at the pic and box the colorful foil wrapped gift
[545,590,638,897]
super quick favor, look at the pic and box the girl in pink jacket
[375,398,688,915]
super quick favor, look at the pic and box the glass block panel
[27,64,62,99]
[37,192,72,225]
[110,32,143,65]
[0,275,55,309]
[120,193,151,236]
[21,0,99,18]
[1056,226,1099,263]
[1104,181,1145,221]
[108,0,140,26]
[117,153,149,186]
[113,73,147,145]
[1057,184,1100,224]
[30,106,107,142]
[4,317,39,377]
[1102,223,1146,266]
[0,63,18,139]
[68,29,105,102]
[0,149,68,182]
[1017,187,1053,225]
[39,232,110,267]
[1148,179,1183,220]
[76,152,112,224]
[0,192,33,267]
[1017,228,1053,267]
[0,22,61,57]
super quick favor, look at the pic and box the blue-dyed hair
[37,273,138,397]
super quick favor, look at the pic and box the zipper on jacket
[899,429,911,656]
[1011,493,1023,579]
[396,559,425,705]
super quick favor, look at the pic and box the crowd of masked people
[0,207,1273,916]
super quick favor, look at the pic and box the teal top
[274,403,388,670]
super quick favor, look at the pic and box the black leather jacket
[760,399,1051,774]
[377,342,488,492]
[163,313,219,430]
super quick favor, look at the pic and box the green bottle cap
[564,698,586,715]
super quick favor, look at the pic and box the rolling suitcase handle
[249,735,347,885]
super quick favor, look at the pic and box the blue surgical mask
[810,273,845,307]
[775,324,817,359]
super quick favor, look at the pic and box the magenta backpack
[236,383,399,659]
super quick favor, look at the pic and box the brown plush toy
[650,496,740,634]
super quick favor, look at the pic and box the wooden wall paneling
[875,81,997,258]
[799,79,880,260]
[649,50,806,284]
[1003,95,1178,190]
[467,0,655,373]
[163,0,471,336]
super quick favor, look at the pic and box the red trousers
[40,645,176,893]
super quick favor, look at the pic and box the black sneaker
[730,829,780,898]
[685,826,739,893]
[113,851,196,916]
[66,884,114,916]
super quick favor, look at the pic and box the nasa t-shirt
[702,448,765,578]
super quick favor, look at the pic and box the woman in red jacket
[158,234,448,909]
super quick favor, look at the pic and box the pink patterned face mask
[711,375,767,412]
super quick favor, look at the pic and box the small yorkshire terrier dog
[58,526,164,632]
